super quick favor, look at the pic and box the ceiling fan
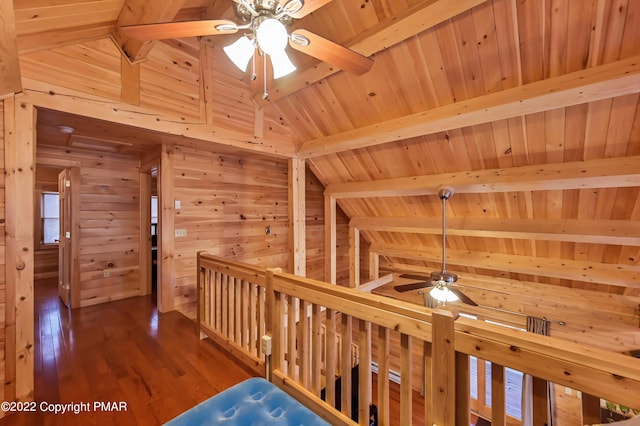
[120,0,373,81]
[393,187,478,306]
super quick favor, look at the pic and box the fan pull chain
[262,55,269,100]
[251,49,257,81]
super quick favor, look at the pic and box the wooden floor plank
[0,278,253,426]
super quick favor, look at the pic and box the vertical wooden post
[400,334,412,426]
[581,393,601,425]
[158,145,174,312]
[198,39,212,124]
[196,251,205,339]
[432,309,458,426]
[288,158,306,276]
[5,98,36,402]
[324,194,336,284]
[359,320,372,426]
[120,57,140,105]
[377,327,390,426]
[455,352,470,426]
[369,251,379,280]
[492,363,507,426]
[532,377,549,426]
[325,308,337,406]
[266,268,283,380]
[349,226,360,287]
[423,341,433,426]
[341,314,353,418]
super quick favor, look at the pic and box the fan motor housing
[430,270,458,283]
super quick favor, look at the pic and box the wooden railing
[197,253,640,426]
[197,252,359,379]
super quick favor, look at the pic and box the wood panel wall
[166,144,290,318]
[37,145,142,307]
[305,167,350,285]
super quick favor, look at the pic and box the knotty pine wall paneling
[305,166,350,285]
[168,145,290,318]
[37,146,141,307]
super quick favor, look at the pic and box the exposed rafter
[350,216,640,246]
[326,156,640,198]
[298,56,640,157]
[370,242,640,289]
[112,0,187,63]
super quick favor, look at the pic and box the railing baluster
[341,314,352,418]
[300,300,310,388]
[311,303,322,395]
[358,320,372,426]
[378,326,390,426]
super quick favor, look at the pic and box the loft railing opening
[196,252,640,426]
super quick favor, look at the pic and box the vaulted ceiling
[5,0,640,306]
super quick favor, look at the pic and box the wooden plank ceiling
[9,0,640,300]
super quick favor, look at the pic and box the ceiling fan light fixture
[256,18,289,55]
[429,282,459,303]
[224,35,255,71]
[269,50,296,79]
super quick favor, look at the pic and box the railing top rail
[198,251,267,285]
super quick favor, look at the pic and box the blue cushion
[164,377,329,425]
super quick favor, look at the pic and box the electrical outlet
[103,270,110,278]
[175,228,187,237]
[174,200,181,209]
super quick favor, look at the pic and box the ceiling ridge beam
[254,0,488,106]
[350,216,640,245]
[326,155,640,198]
[371,242,640,289]
[298,55,640,157]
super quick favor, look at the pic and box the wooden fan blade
[289,29,373,75]
[399,273,431,281]
[287,0,333,18]
[393,281,430,293]
[120,20,238,41]
[450,287,478,306]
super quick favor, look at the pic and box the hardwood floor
[0,279,253,426]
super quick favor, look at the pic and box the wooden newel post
[265,268,282,381]
[431,308,459,426]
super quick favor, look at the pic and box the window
[41,192,60,244]
[469,319,526,422]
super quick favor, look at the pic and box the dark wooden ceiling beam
[298,55,640,157]
[350,216,640,246]
[371,242,640,289]
[253,0,488,106]
[326,156,640,198]
[112,0,188,63]
[0,0,22,98]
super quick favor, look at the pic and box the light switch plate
[175,228,187,237]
